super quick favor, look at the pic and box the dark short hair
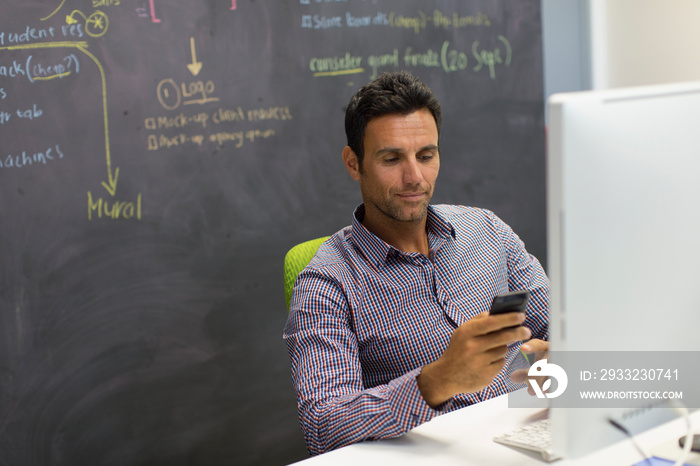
[344,71,442,167]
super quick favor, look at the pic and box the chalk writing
[16,104,43,120]
[368,49,398,79]
[212,107,245,124]
[440,41,468,73]
[404,46,439,69]
[207,129,276,146]
[245,129,275,143]
[67,10,109,38]
[0,26,57,45]
[209,131,244,148]
[149,0,162,23]
[472,35,511,79]
[302,15,343,29]
[27,53,80,82]
[0,60,27,78]
[309,53,363,77]
[247,106,293,121]
[144,104,291,151]
[146,129,277,151]
[87,192,142,220]
[389,11,427,34]
[143,1,237,23]
[0,41,122,196]
[313,37,511,79]
[144,112,209,130]
[0,24,85,47]
[181,81,216,105]
[156,78,219,110]
[92,0,121,7]
[346,12,388,27]
[0,144,64,169]
[433,11,491,29]
[0,101,43,126]
[60,23,85,38]
[145,106,292,130]
[0,53,80,83]
[147,133,207,150]
[300,9,490,31]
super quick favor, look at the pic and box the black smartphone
[489,290,530,315]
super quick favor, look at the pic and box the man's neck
[361,207,430,256]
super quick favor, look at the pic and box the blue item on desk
[634,457,693,466]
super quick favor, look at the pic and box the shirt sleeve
[489,211,550,341]
[283,268,446,456]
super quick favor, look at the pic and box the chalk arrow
[66,10,85,24]
[187,37,202,76]
[75,44,120,197]
[101,166,119,196]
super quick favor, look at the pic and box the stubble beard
[372,191,432,224]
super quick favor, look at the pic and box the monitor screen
[545,80,700,458]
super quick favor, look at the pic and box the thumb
[521,338,549,353]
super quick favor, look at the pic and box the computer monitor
[545,80,700,459]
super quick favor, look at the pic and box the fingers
[454,313,531,360]
[469,311,526,335]
[516,338,551,397]
[483,342,511,364]
[475,324,531,352]
[420,312,535,405]
[521,338,549,353]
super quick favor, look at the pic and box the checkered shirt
[283,204,549,455]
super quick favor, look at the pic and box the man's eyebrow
[374,147,404,157]
[374,144,439,156]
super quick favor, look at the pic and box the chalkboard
[0,1,545,465]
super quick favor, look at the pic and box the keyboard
[493,418,561,462]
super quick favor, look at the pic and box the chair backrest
[283,236,330,311]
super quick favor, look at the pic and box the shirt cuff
[387,367,452,429]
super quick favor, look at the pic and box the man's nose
[402,157,423,184]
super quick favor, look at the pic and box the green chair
[284,236,330,311]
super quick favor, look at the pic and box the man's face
[351,108,440,225]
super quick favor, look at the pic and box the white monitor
[546,80,700,459]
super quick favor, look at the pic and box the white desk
[290,393,700,465]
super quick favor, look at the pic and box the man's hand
[510,338,549,395]
[520,338,548,355]
[417,312,531,408]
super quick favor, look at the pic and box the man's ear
[342,146,361,181]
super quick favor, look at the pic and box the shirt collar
[349,204,456,270]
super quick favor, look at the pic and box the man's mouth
[397,192,425,201]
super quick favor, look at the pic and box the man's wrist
[417,361,454,409]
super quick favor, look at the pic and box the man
[283,71,549,456]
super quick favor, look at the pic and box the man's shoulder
[304,226,355,274]
[431,204,496,226]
